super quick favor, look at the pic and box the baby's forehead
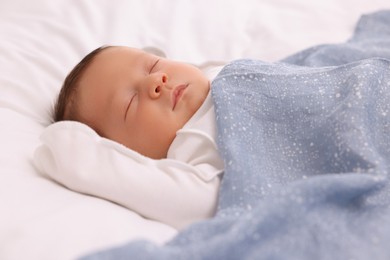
[79,46,152,95]
[85,47,140,74]
[88,46,153,74]
[98,46,145,60]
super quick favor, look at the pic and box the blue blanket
[84,10,390,260]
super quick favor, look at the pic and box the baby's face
[77,46,210,159]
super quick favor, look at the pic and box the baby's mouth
[172,84,188,110]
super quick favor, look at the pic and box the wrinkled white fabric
[34,120,222,229]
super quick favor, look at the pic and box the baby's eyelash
[149,59,160,74]
[124,93,137,121]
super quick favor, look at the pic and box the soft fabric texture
[34,119,222,230]
[82,10,390,260]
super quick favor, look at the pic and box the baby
[48,45,225,229]
[57,46,211,159]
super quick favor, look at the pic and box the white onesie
[168,93,222,179]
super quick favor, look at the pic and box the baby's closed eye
[149,59,160,74]
[124,93,137,121]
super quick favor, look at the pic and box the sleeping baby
[35,46,225,229]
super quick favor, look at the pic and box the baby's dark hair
[54,45,111,122]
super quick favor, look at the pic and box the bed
[1,0,390,259]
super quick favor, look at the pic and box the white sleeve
[33,121,221,230]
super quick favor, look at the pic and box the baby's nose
[148,74,168,99]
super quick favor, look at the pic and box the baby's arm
[34,122,220,230]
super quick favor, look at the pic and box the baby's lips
[172,84,188,110]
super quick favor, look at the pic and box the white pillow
[34,120,221,230]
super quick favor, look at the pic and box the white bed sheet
[1,0,389,259]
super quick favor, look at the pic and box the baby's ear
[142,46,166,58]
